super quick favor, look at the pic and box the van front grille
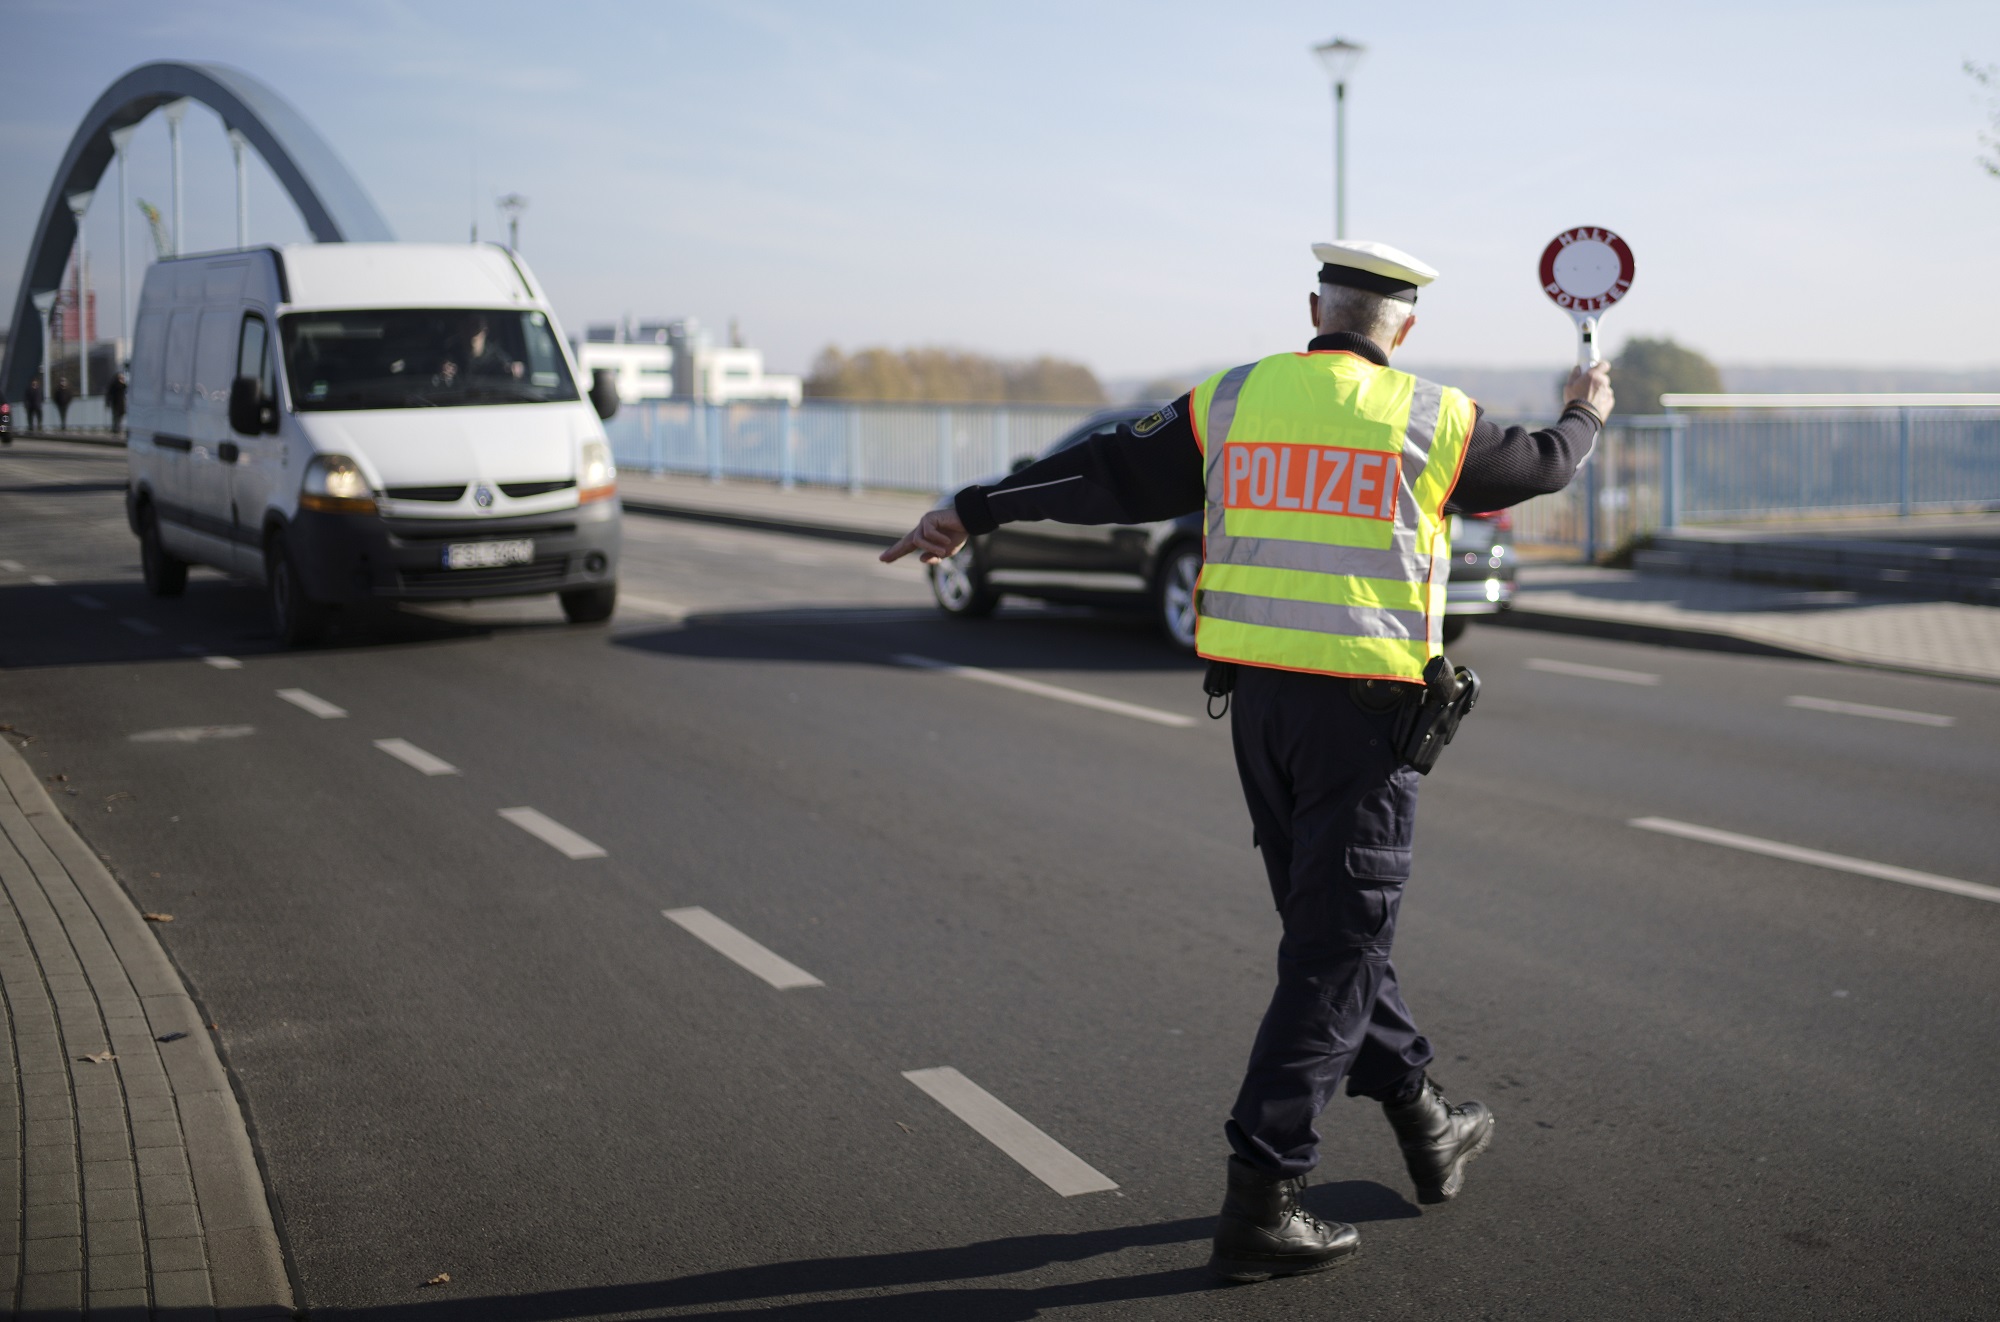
[499,479,576,498]
[385,485,466,502]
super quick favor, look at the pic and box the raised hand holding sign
[1540,227,1635,369]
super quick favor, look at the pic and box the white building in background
[574,317,801,406]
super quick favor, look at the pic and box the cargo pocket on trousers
[1344,845,1412,944]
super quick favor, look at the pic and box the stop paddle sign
[1540,227,1635,368]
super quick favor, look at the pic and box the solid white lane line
[618,594,688,620]
[275,688,346,719]
[203,656,243,670]
[1629,817,2000,905]
[0,560,22,572]
[498,807,607,859]
[892,654,1195,728]
[902,1067,1118,1197]
[373,738,459,776]
[119,617,161,636]
[662,907,823,989]
[130,725,255,743]
[1525,657,1661,686]
[70,593,105,610]
[30,575,55,586]
[1785,695,1954,727]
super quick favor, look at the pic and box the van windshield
[279,308,580,411]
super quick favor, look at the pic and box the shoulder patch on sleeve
[1130,402,1178,438]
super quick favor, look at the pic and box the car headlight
[579,440,617,503]
[299,454,377,514]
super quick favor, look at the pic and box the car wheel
[1153,541,1201,651]
[561,583,618,624]
[138,504,188,598]
[929,549,999,618]
[266,535,328,647]
[1441,615,1469,645]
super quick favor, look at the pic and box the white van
[125,242,621,644]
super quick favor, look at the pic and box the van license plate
[444,539,533,569]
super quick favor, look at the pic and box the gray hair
[1316,283,1412,347]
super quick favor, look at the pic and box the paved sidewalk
[0,739,292,1318]
[611,473,2000,685]
[1502,564,2000,685]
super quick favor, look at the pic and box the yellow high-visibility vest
[1190,350,1475,682]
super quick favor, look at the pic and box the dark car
[929,407,1515,648]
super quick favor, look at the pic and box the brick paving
[0,740,292,1318]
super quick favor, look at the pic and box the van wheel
[929,549,999,618]
[561,583,618,624]
[1441,615,1469,645]
[1153,541,1201,651]
[266,537,328,646]
[139,505,188,598]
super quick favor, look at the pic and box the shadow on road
[312,1185,1411,1321]
[615,603,1206,677]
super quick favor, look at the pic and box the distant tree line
[804,346,1106,405]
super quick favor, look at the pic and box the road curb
[0,737,296,1316]
[619,493,910,548]
[1491,604,2000,687]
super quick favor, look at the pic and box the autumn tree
[805,346,1106,405]
[1610,337,1724,414]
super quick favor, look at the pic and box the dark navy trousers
[1224,663,1434,1178]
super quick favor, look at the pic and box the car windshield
[279,308,579,411]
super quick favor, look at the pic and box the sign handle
[1575,315,1601,370]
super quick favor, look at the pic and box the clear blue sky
[5,0,1997,379]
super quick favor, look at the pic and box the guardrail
[1505,396,2000,558]
[601,398,1099,496]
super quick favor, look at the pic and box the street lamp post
[67,191,93,398]
[1312,38,1366,239]
[228,127,250,249]
[496,194,527,251]
[110,125,135,358]
[32,291,56,413]
[163,98,190,257]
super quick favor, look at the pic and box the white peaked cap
[1312,240,1439,290]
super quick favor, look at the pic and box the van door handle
[218,442,240,464]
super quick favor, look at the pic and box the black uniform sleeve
[1445,403,1601,514]
[953,394,1205,535]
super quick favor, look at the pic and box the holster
[1390,654,1482,775]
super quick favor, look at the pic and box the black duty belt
[1201,655,1481,775]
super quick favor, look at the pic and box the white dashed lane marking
[618,594,688,621]
[0,560,22,572]
[275,688,347,719]
[1784,695,1954,727]
[203,656,243,670]
[663,907,823,989]
[902,1067,1119,1197]
[373,738,459,776]
[498,807,606,859]
[119,617,161,636]
[69,593,105,610]
[1629,817,2000,905]
[129,726,256,743]
[30,575,55,586]
[892,654,1196,728]
[1525,658,1661,686]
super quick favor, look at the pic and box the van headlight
[578,440,617,504]
[299,454,378,514]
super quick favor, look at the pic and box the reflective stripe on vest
[1190,352,1474,682]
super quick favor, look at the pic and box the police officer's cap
[1312,240,1438,305]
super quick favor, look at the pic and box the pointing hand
[881,509,969,565]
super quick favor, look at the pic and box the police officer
[882,240,1612,1283]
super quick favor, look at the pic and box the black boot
[1208,1155,1360,1283]
[1382,1076,1494,1204]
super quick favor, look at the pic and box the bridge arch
[3,60,395,402]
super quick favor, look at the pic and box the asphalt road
[3,437,1997,1320]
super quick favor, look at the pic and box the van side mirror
[1010,455,1035,474]
[589,368,620,421]
[229,377,261,435]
